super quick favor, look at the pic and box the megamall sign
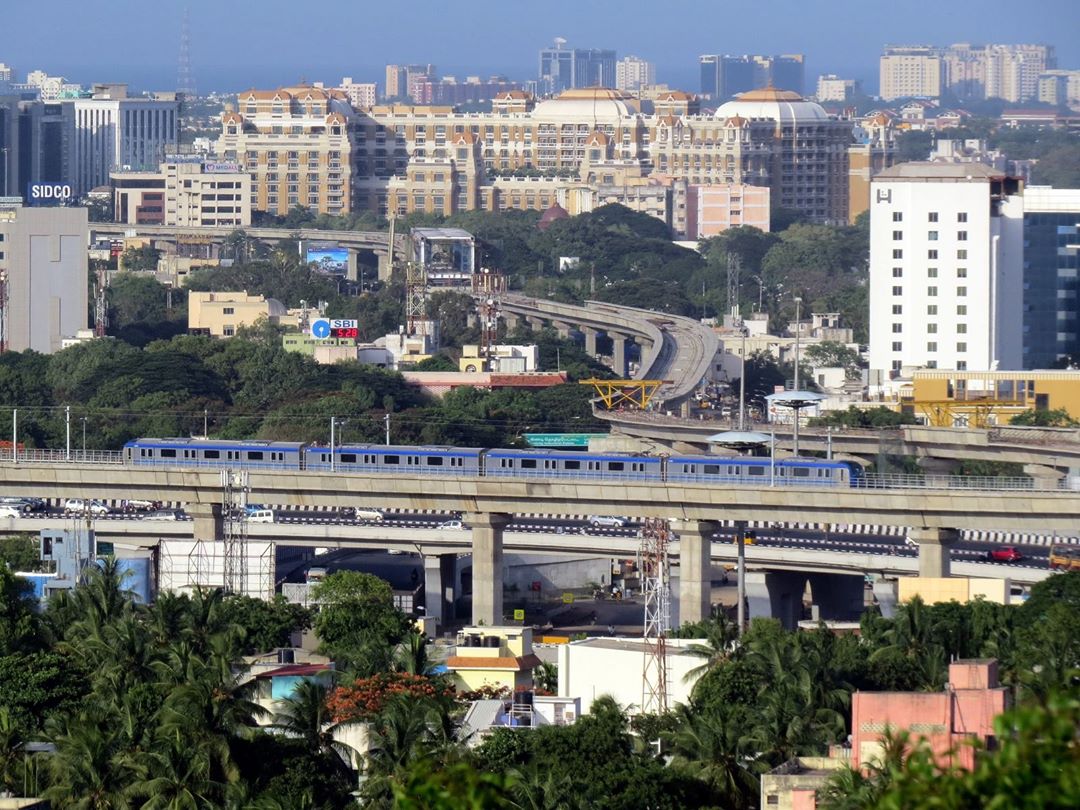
[26,183,74,206]
[203,162,241,173]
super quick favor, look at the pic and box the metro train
[123,437,863,487]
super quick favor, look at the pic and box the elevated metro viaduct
[1,461,1075,626]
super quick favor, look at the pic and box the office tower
[112,157,252,227]
[879,46,943,100]
[0,202,89,353]
[984,44,1054,103]
[217,85,354,217]
[1022,188,1080,368]
[0,64,13,83]
[538,39,616,93]
[616,56,656,92]
[698,54,803,99]
[868,163,1024,382]
[1037,69,1080,106]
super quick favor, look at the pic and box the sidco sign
[26,183,74,206]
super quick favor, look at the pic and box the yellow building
[446,626,541,693]
[897,577,1010,606]
[907,369,1080,426]
[188,291,316,338]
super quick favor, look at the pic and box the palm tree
[534,661,558,694]
[817,729,909,810]
[666,703,757,810]
[683,610,740,682]
[44,712,134,810]
[272,679,355,767]
[122,732,225,810]
[393,629,433,676]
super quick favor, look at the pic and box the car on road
[146,509,183,521]
[0,504,23,519]
[439,519,467,530]
[588,515,626,528]
[353,507,385,522]
[122,499,161,513]
[246,508,275,524]
[63,498,109,517]
[986,546,1024,563]
[0,497,47,514]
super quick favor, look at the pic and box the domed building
[532,87,637,125]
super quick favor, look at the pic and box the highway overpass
[1,458,1074,624]
[91,223,401,255]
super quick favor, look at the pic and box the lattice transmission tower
[221,470,249,596]
[176,7,196,99]
[640,517,672,714]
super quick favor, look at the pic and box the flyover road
[498,294,718,412]
[90,223,403,255]
[9,516,1050,586]
[2,461,1080,533]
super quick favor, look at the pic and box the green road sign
[523,433,607,448]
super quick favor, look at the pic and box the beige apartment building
[188,291,316,337]
[883,43,1055,102]
[219,84,852,232]
[880,47,943,100]
[112,159,252,227]
[216,86,353,217]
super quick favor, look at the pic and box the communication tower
[472,268,507,359]
[0,270,7,353]
[221,470,249,596]
[176,7,196,99]
[640,517,672,714]
[404,261,428,336]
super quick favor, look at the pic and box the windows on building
[928,249,938,259]
[892,211,903,222]
[957,305,967,315]
[957,212,967,222]
[927,342,937,352]
[957,286,967,297]
[928,286,938,297]
[957,342,967,353]
[957,249,967,259]
[892,267,903,277]
[927,305,938,315]
[892,323,902,333]
[893,249,903,259]
[892,342,902,351]
[928,230,939,241]
[892,230,903,240]
[892,305,903,314]
[957,230,968,241]
[892,285,903,296]
[928,268,938,278]
[928,212,938,222]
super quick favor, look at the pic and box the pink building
[686,183,770,240]
[852,659,1009,771]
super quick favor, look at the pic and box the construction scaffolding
[221,470,250,596]
[640,517,672,715]
[580,379,670,410]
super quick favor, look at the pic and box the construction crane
[639,517,672,715]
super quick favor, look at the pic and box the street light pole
[793,296,802,391]
[81,417,87,456]
[330,417,336,472]
[384,413,391,446]
[65,406,70,461]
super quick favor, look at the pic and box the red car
[987,547,1024,563]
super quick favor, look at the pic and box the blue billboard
[306,243,348,274]
[26,182,75,206]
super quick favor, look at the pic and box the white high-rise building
[880,46,942,100]
[66,96,179,195]
[815,74,858,102]
[868,163,1024,385]
[615,56,656,92]
[338,77,377,109]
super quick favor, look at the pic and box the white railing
[0,449,124,464]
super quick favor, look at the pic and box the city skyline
[1,0,1076,94]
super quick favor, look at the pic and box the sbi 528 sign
[26,183,74,206]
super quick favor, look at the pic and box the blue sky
[1,0,1076,93]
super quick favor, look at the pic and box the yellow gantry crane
[580,379,671,410]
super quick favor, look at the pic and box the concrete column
[872,579,899,619]
[346,249,359,282]
[611,333,628,378]
[504,312,522,331]
[376,251,392,281]
[583,327,598,357]
[423,553,457,629]
[554,321,572,339]
[674,520,719,626]
[807,573,866,622]
[745,570,808,630]
[189,503,223,543]
[465,513,511,626]
[909,527,960,578]
[526,315,544,331]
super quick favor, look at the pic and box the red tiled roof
[446,654,542,671]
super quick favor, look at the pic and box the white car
[146,509,182,521]
[63,498,109,517]
[354,508,385,522]
[246,509,275,524]
[0,504,22,519]
[439,519,467,530]
[588,515,626,528]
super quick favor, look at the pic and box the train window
[384,455,400,465]
[792,467,809,477]
[248,451,264,461]
[747,466,766,476]
[521,459,537,469]
[341,453,357,464]
[204,450,220,459]
[565,460,581,470]
[426,456,444,466]
[704,464,720,475]
[161,449,176,458]
[609,462,625,471]
[545,460,555,470]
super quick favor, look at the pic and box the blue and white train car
[665,454,860,486]
[483,449,664,480]
[304,444,483,476]
[124,438,306,470]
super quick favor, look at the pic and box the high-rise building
[384,64,436,100]
[25,70,81,100]
[216,85,353,217]
[338,78,377,109]
[66,88,179,196]
[0,202,89,353]
[1037,69,1080,106]
[0,64,13,83]
[1022,187,1080,369]
[848,114,897,223]
[538,39,616,93]
[879,46,943,100]
[984,44,1054,103]
[615,56,655,92]
[0,97,71,197]
[111,157,252,227]
[868,163,1024,384]
[816,74,859,103]
[698,54,804,99]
